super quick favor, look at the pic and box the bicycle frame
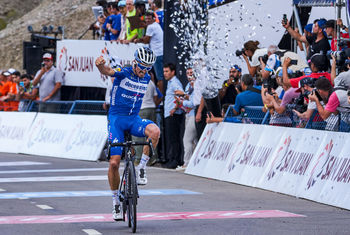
[108,134,154,233]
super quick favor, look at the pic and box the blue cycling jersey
[109,66,151,116]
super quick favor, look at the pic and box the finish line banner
[186,123,350,210]
[56,40,146,88]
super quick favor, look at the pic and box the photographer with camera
[309,77,350,128]
[283,53,331,89]
[282,17,330,60]
[261,74,294,127]
[292,77,319,121]
[264,69,300,123]
[219,65,242,105]
[237,40,267,77]
[261,45,308,80]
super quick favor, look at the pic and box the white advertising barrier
[0,112,37,153]
[56,40,146,88]
[186,123,350,210]
[21,113,108,161]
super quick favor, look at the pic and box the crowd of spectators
[0,52,63,112]
[222,17,350,133]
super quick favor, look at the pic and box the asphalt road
[0,152,349,235]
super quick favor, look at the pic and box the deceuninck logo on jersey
[120,78,148,94]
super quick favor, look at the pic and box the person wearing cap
[324,19,350,51]
[282,53,331,89]
[0,71,13,99]
[32,53,63,112]
[219,65,241,105]
[283,18,330,60]
[134,9,164,92]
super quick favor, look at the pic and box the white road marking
[0,161,50,167]
[0,175,107,183]
[36,205,53,210]
[0,188,6,192]
[0,168,108,174]
[82,229,102,235]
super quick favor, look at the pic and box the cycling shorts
[108,114,155,156]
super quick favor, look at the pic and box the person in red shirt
[324,19,350,51]
[282,54,331,88]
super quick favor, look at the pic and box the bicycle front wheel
[127,162,137,233]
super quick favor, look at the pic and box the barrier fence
[0,100,107,115]
[224,105,350,133]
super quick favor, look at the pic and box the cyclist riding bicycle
[95,47,160,221]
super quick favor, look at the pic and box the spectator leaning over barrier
[240,40,268,77]
[219,65,241,106]
[33,53,64,112]
[231,74,263,116]
[283,54,331,89]
[310,77,350,125]
[283,18,330,60]
[163,63,185,169]
[135,10,164,93]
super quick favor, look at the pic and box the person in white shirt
[240,40,267,77]
[134,10,164,93]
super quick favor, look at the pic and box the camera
[282,14,287,25]
[235,48,245,57]
[327,50,346,66]
[287,93,308,113]
[258,54,269,64]
[290,59,298,65]
[311,88,323,101]
[41,62,45,68]
[263,75,279,95]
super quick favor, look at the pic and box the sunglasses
[137,63,152,72]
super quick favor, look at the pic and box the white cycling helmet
[134,47,156,67]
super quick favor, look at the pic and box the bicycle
[107,131,154,233]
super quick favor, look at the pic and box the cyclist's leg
[130,116,160,184]
[108,115,125,220]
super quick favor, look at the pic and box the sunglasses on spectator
[137,63,152,71]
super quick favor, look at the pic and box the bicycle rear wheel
[127,161,137,233]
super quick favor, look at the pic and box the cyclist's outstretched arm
[95,56,116,76]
